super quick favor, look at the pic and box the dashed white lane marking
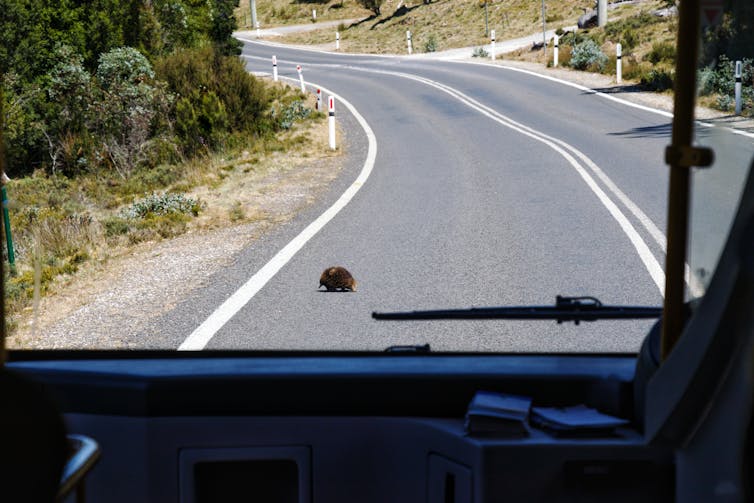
[178,79,377,350]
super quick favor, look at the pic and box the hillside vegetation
[249,0,753,114]
[0,0,328,329]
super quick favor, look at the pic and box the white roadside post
[272,55,278,82]
[296,65,306,93]
[553,34,559,67]
[316,88,322,111]
[490,29,496,61]
[312,9,316,21]
[336,31,340,50]
[328,96,336,150]
[407,30,412,55]
[256,21,260,39]
[616,43,622,84]
[735,60,743,115]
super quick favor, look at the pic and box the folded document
[464,391,532,436]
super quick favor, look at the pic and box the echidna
[319,266,357,292]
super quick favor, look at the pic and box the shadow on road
[608,123,673,138]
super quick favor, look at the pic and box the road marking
[178,80,377,350]
[247,54,687,294]
[460,61,754,140]
[334,65,669,294]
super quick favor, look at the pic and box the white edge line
[452,60,754,140]
[178,79,377,350]
[239,36,754,140]
[362,67,667,294]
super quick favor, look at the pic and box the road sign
[700,0,724,27]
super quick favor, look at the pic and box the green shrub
[155,46,274,136]
[641,69,674,91]
[716,94,733,111]
[102,216,131,236]
[570,39,608,71]
[272,100,312,130]
[122,192,200,219]
[95,47,154,89]
[175,89,228,154]
[424,35,438,53]
[472,47,489,58]
[646,41,676,64]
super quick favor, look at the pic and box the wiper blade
[372,296,662,325]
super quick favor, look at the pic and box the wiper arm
[372,296,662,325]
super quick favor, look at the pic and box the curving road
[148,39,753,352]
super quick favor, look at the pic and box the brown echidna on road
[319,266,357,292]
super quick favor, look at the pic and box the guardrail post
[735,60,743,115]
[328,96,336,150]
[297,65,306,93]
[616,43,622,84]
[554,34,559,67]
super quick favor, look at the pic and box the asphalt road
[148,40,753,352]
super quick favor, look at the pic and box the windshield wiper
[372,296,662,325]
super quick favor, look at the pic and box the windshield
[0,0,750,353]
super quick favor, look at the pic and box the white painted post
[735,60,743,115]
[553,34,559,67]
[328,96,336,150]
[616,43,622,84]
[312,9,316,21]
[336,31,340,50]
[407,30,412,55]
[316,89,321,111]
[296,65,306,93]
[256,21,261,39]
[272,55,278,82]
[490,29,496,61]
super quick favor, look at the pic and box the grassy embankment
[258,1,750,114]
[4,86,334,333]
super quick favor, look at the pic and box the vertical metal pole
[661,0,701,360]
[735,60,743,115]
[542,0,547,62]
[2,187,14,272]
[484,1,489,37]
[250,0,257,33]
[598,0,607,27]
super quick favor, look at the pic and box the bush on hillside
[569,39,608,71]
